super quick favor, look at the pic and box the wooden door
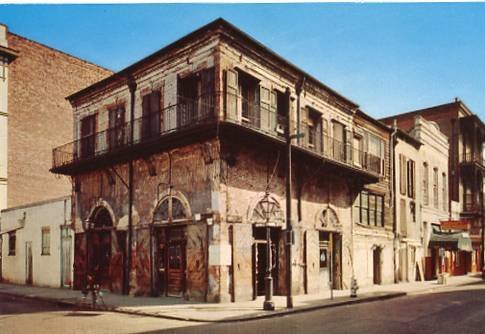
[61,228,72,287]
[25,242,33,285]
[373,248,381,285]
[167,240,186,296]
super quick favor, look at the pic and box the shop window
[8,231,16,256]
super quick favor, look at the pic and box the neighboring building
[382,99,483,277]
[392,126,422,283]
[0,197,71,287]
[0,24,111,287]
[51,19,392,302]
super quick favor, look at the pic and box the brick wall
[7,33,112,207]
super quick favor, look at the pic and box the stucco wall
[0,197,72,287]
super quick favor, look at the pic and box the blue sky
[1,3,484,119]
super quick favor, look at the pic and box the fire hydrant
[350,277,359,298]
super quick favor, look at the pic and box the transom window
[154,196,189,222]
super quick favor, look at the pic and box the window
[237,70,259,123]
[423,162,429,206]
[306,108,322,151]
[442,173,447,211]
[8,231,16,256]
[399,154,407,195]
[354,191,384,227]
[332,122,345,162]
[433,168,439,209]
[108,104,126,150]
[410,201,416,223]
[353,135,363,166]
[41,227,50,255]
[368,133,384,175]
[80,114,96,158]
[141,91,161,140]
[400,199,407,236]
[407,159,415,199]
[0,56,7,80]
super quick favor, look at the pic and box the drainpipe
[125,76,137,295]
[285,86,293,309]
[391,120,398,283]
[295,77,305,222]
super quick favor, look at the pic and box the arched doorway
[316,207,343,290]
[88,207,113,289]
[250,194,284,298]
[152,194,191,297]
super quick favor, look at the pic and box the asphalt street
[0,282,484,334]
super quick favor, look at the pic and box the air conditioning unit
[276,123,285,135]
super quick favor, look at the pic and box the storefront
[426,228,473,279]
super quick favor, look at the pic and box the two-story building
[51,19,393,302]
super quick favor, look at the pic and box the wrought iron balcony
[52,95,216,171]
[52,92,383,177]
[461,152,485,168]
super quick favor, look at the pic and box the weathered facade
[382,100,484,277]
[52,19,393,301]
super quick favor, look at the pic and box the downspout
[126,76,137,295]
[391,120,398,283]
[295,76,305,222]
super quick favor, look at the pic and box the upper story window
[442,173,447,211]
[179,67,215,127]
[141,91,161,140]
[108,104,126,150]
[80,114,96,159]
[399,154,407,196]
[8,231,16,256]
[306,107,322,150]
[332,121,345,162]
[353,135,363,167]
[423,162,429,206]
[368,133,384,175]
[433,167,439,209]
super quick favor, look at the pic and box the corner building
[52,19,392,301]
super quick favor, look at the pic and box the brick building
[0,24,111,287]
[51,19,393,301]
[382,100,484,277]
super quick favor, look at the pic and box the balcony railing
[464,193,484,213]
[461,152,485,167]
[224,93,383,175]
[52,91,383,177]
[52,94,215,169]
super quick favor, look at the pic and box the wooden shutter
[260,86,271,132]
[201,68,215,118]
[345,128,353,163]
[150,91,161,136]
[380,139,385,175]
[270,90,277,133]
[225,69,238,121]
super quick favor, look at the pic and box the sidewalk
[0,274,482,323]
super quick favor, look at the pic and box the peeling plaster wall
[72,140,220,298]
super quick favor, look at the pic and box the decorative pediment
[251,195,284,227]
[318,207,341,231]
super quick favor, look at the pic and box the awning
[429,230,473,252]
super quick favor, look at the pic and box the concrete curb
[1,278,481,323]
[0,289,406,323]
